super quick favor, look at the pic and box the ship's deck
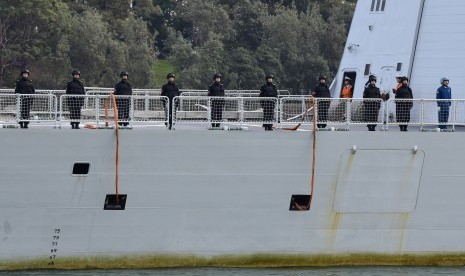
[3,122,461,133]
[0,90,461,132]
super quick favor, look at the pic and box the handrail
[0,88,291,96]
[0,94,462,130]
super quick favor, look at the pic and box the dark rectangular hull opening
[104,194,127,210]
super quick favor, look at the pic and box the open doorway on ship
[341,71,356,97]
[336,71,356,123]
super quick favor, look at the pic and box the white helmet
[440,77,449,84]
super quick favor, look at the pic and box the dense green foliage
[0,0,156,88]
[0,0,355,91]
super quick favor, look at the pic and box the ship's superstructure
[333,0,465,100]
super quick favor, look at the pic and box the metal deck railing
[0,91,460,131]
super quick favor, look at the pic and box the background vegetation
[0,0,355,92]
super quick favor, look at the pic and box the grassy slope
[152,60,175,88]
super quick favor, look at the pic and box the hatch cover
[333,149,424,213]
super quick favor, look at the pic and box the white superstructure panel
[334,0,423,97]
[410,0,465,99]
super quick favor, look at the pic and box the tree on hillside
[254,45,285,89]
[74,0,132,18]
[227,47,264,89]
[164,0,353,92]
[0,0,72,87]
[257,4,329,92]
[174,32,227,89]
[227,0,267,51]
[68,9,125,87]
[175,0,234,47]
[113,17,158,87]
[0,0,355,90]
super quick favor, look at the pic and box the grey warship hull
[1,129,465,268]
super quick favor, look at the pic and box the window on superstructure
[397,63,402,72]
[370,0,386,12]
[364,64,371,76]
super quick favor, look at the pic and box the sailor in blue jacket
[436,77,452,129]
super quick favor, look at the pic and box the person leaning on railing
[113,71,133,127]
[311,75,331,129]
[66,69,85,129]
[208,73,225,128]
[394,76,413,132]
[161,73,180,130]
[437,77,452,130]
[259,74,278,131]
[15,69,35,129]
[363,75,382,131]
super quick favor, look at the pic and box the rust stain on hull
[3,253,465,270]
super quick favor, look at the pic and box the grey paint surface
[0,129,464,261]
[410,0,465,99]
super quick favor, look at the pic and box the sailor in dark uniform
[363,75,382,131]
[114,71,132,127]
[208,73,225,128]
[259,74,278,131]
[161,73,180,129]
[394,76,413,131]
[311,75,331,129]
[66,69,85,129]
[365,74,376,89]
[15,69,35,129]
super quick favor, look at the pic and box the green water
[1,267,465,275]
